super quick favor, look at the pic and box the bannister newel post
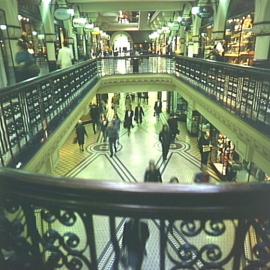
[232,219,248,270]
[23,205,44,268]
[109,216,120,270]
[160,219,166,270]
[83,213,98,270]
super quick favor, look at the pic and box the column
[192,16,202,57]
[178,26,186,55]
[253,0,270,68]
[63,20,78,61]
[39,0,57,71]
[212,0,230,42]
[0,0,21,84]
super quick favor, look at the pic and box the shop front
[197,116,269,182]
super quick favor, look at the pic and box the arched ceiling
[65,0,197,31]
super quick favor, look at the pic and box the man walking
[89,103,100,134]
[154,98,162,119]
[134,104,144,125]
[107,121,118,157]
[159,124,171,161]
[57,40,73,69]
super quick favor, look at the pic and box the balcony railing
[1,168,270,270]
[0,56,270,269]
[0,55,269,167]
[0,59,98,167]
[175,56,270,135]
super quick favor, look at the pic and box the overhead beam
[76,2,186,12]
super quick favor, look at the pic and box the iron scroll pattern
[0,199,97,270]
[165,219,270,270]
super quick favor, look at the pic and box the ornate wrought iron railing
[175,56,270,135]
[0,60,98,167]
[1,168,270,270]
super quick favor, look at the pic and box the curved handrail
[0,58,97,96]
[175,55,270,77]
[1,168,270,219]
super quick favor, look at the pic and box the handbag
[202,145,211,152]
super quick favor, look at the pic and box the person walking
[89,103,100,134]
[100,114,109,142]
[113,113,121,146]
[121,218,150,270]
[159,124,171,161]
[167,113,179,143]
[198,132,211,169]
[107,121,118,158]
[134,104,144,125]
[144,160,162,182]
[75,120,88,151]
[137,92,142,103]
[143,92,149,104]
[15,39,40,82]
[124,107,134,136]
[154,98,162,119]
[125,94,132,110]
[57,40,73,69]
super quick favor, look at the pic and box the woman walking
[75,120,88,151]
[100,114,109,142]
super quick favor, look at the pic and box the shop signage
[54,8,70,21]
[72,17,87,28]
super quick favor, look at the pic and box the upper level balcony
[0,55,270,270]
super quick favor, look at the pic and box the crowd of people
[75,93,211,183]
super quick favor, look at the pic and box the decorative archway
[110,31,134,53]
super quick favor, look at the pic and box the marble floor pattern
[49,92,241,270]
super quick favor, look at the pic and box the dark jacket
[159,129,171,146]
[168,117,179,134]
[198,135,210,154]
[90,105,100,123]
[106,125,118,139]
[76,123,87,145]
[154,101,162,113]
[122,220,149,254]
[134,106,144,122]
[124,110,134,128]
[144,169,162,183]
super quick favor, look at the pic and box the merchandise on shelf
[224,14,255,66]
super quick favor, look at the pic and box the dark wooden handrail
[175,55,270,77]
[1,168,270,219]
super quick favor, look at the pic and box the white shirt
[57,46,73,69]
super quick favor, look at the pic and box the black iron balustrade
[0,55,269,168]
[97,54,175,76]
[175,56,270,135]
[1,168,270,270]
[0,60,98,167]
